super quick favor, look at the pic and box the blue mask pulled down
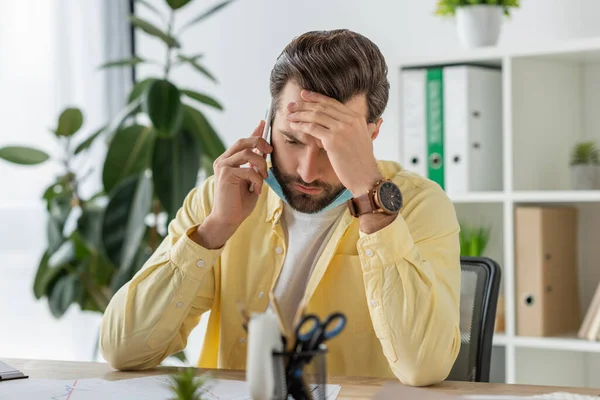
[264,168,353,214]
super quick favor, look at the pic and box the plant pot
[456,5,503,49]
[570,164,599,190]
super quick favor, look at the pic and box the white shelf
[493,333,509,346]
[399,36,600,69]
[399,36,600,387]
[449,190,600,203]
[512,336,600,353]
[450,192,506,203]
[512,191,600,203]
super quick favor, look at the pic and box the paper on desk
[0,374,342,399]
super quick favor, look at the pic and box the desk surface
[3,358,600,399]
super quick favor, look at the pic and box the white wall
[0,0,126,362]
[134,0,600,363]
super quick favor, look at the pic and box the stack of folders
[401,65,503,195]
[578,284,600,341]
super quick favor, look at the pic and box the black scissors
[286,313,346,399]
[293,312,346,353]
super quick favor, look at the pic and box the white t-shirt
[272,203,345,329]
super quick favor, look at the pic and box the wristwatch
[346,179,403,217]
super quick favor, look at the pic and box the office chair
[446,256,502,383]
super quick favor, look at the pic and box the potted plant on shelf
[570,141,600,190]
[0,0,233,364]
[434,0,520,48]
[459,220,491,257]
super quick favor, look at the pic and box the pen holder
[272,346,328,400]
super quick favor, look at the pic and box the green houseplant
[459,221,491,257]
[570,141,600,190]
[434,0,520,48]
[0,0,232,359]
[168,368,211,400]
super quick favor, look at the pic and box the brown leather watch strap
[346,192,377,217]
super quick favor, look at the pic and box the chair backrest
[447,256,501,382]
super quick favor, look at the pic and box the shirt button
[196,259,205,267]
[274,246,283,254]
[176,302,184,308]
[365,249,374,257]
[239,337,247,345]
[371,299,378,307]
[258,292,265,299]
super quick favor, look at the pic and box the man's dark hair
[269,29,390,123]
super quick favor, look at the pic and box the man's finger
[289,121,329,142]
[286,110,338,131]
[222,149,268,178]
[230,167,264,194]
[220,135,272,160]
[252,120,266,137]
[300,89,353,116]
[287,99,351,123]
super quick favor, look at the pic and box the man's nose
[297,149,322,184]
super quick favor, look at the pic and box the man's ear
[370,118,383,141]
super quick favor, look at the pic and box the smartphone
[249,103,272,192]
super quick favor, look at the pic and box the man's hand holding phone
[190,120,272,250]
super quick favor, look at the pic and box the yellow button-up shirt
[100,160,461,386]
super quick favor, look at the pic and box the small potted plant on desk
[570,141,600,190]
[434,0,520,48]
[168,368,211,400]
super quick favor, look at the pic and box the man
[100,29,461,387]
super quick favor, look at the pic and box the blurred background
[3,0,600,388]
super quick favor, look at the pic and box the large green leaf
[110,244,152,295]
[176,55,217,83]
[0,146,50,165]
[77,205,104,250]
[74,125,105,155]
[55,108,84,137]
[101,174,153,270]
[182,105,226,160]
[152,130,200,221]
[165,0,192,10]
[178,0,234,33]
[33,251,51,299]
[128,78,158,104]
[144,80,183,138]
[181,89,223,110]
[129,15,180,48]
[105,96,143,144]
[47,195,72,253]
[102,124,154,194]
[100,56,146,69]
[48,240,76,268]
[90,253,116,287]
[49,274,80,318]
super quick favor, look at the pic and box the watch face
[378,181,402,212]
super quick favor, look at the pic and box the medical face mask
[264,168,353,214]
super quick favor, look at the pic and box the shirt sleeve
[357,182,462,386]
[99,178,220,370]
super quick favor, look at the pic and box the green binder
[426,68,444,189]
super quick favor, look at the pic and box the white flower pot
[456,5,503,48]
[570,165,599,190]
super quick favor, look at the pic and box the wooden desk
[3,358,600,399]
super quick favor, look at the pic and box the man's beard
[271,153,346,214]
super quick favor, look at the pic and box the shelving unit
[398,37,600,388]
